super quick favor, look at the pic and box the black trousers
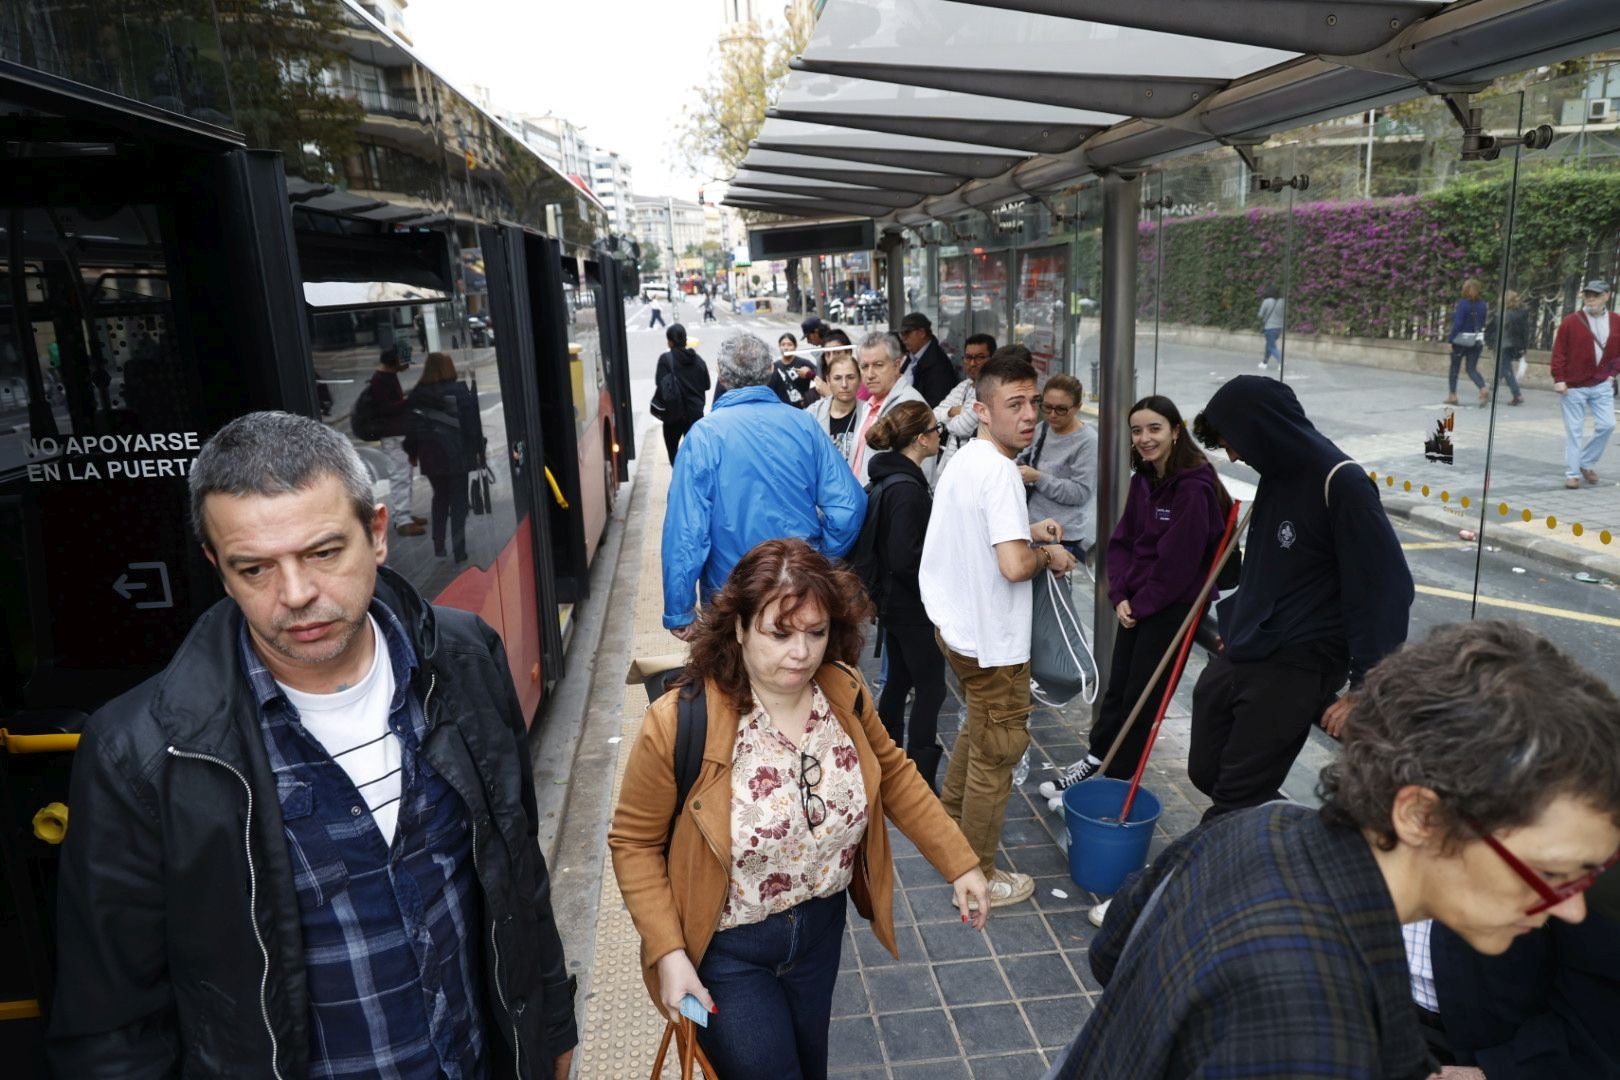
[878,622,947,790]
[662,419,694,464]
[1088,603,1191,780]
[1188,644,1346,820]
[426,471,469,559]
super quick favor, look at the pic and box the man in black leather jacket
[49,411,577,1079]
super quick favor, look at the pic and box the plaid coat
[1055,803,1436,1080]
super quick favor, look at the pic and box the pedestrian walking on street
[610,540,989,1080]
[1188,375,1412,820]
[661,333,866,637]
[654,323,710,463]
[1551,280,1620,489]
[862,402,948,789]
[649,295,666,328]
[1447,277,1491,406]
[1258,286,1284,370]
[1047,620,1620,1080]
[921,347,1078,907]
[366,345,426,537]
[702,293,716,323]
[1487,289,1529,406]
[1039,394,1226,808]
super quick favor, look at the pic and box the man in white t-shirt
[920,345,1077,907]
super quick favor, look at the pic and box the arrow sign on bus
[112,561,174,610]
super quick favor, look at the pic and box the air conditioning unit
[1591,98,1613,122]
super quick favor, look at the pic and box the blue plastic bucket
[1063,777,1163,896]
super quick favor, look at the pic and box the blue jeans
[695,891,848,1079]
[1262,328,1282,363]
[1449,344,1486,392]
[1561,382,1617,479]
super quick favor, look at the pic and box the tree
[639,241,662,276]
[678,4,816,310]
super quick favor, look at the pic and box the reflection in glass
[1015,247,1067,381]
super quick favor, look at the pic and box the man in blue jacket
[1189,375,1413,818]
[662,332,867,636]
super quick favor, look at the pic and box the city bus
[0,0,635,1066]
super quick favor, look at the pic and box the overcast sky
[404,0,733,201]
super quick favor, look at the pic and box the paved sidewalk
[571,437,1329,1077]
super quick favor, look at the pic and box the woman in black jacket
[403,351,483,561]
[654,323,711,462]
[863,400,947,789]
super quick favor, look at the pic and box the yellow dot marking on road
[1499,502,1510,515]
[1572,523,1585,537]
[1415,585,1620,628]
[1603,531,1614,545]
[1369,471,1378,481]
[1403,480,1413,492]
[1547,515,1558,529]
[1386,476,1395,487]
[1460,496,1471,508]
[1422,484,1432,497]
[1440,491,1450,503]
[1522,508,1533,522]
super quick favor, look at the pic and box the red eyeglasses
[1465,815,1620,915]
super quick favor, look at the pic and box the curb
[1383,495,1620,580]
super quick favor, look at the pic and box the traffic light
[697,188,705,205]
[464,149,476,171]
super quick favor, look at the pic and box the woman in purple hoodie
[1041,395,1229,808]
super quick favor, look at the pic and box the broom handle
[1095,500,1253,779]
[1117,502,1244,821]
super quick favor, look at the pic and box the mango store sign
[24,431,201,482]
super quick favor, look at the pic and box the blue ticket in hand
[678,993,710,1028]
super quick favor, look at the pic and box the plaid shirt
[243,604,486,1080]
[1056,803,1435,1080]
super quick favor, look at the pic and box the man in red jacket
[1550,279,1620,489]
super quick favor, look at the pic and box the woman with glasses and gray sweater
[1017,374,1098,561]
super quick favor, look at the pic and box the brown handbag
[649,1017,719,1079]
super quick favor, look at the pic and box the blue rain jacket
[662,384,867,628]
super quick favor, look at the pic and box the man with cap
[801,315,828,348]
[898,311,960,408]
[1550,279,1620,489]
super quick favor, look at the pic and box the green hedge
[1135,166,1620,340]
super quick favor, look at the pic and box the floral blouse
[718,681,869,930]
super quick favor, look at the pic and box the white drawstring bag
[1030,569,1099,707]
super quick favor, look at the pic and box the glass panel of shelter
[938,255,969,366]
[968,250,1010,359]
[1475,71,1620,694]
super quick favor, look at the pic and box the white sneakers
[1088,898,1112,927]
[1038,756,1100,811]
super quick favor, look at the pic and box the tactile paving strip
[576,445,693,1078]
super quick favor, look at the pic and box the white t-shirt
[920,438,1033,666]
[278,617,404,844]
[1588,310,1611,365]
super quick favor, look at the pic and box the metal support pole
[810,255,827,317]
[1093,172,1142,722]
[880,232,906,330]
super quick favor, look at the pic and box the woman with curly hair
[609,539,989,1078]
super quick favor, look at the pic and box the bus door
[0,130,306,1062]
[589,256,634,482]
[479,224,566,691]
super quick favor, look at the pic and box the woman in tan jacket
[609,538,988,1078]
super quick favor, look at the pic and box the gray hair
[717,332,774,388]
[857,330,903,364]
[189,411,377,547]
[1319,620,1620,850]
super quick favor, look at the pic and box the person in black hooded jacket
[1189,375,1412,819]
[654,323,711,462]
[863,400,948,789]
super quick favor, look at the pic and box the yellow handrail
[0,999,41,1022]
[544,466,570,510]
[0,730,80,754]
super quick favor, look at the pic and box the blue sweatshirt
[1201,376,1413,685]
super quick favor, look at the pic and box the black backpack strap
[664,680,708,855]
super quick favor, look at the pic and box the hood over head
[1198,375,1341,477]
